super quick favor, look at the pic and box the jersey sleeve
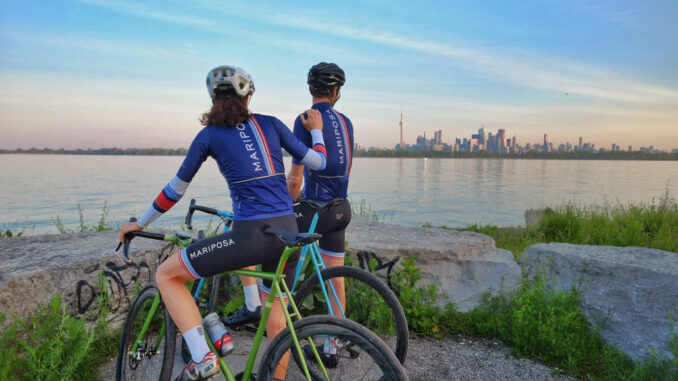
[291,116,312,165]
[274,117,326,170]
[137,128,211,228]
[344,114,354,173]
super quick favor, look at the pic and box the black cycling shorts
[294,199,351,254]
[179,214,300,289]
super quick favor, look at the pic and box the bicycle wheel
[181,275,221,364]
[294,266,408,365]
[116,285,176,381]
[258,315,408,381]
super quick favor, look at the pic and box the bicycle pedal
[244,324,262,335]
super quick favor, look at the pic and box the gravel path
[405,334,575,381]
[100,330,576,380]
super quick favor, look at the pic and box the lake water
[0,155,676,234]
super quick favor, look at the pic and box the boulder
[0,231,170,327]
[345,216,522,312]
[523,243,678,361]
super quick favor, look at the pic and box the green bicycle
[184,199,409,365]
[115,225,408,381]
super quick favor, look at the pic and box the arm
[121,129,210,239]
[287,163,305,202]
[276,110,327,171]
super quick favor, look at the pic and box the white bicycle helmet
[206,65,255,99]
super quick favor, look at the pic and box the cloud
[262,13,678,104]
[71,0,678,105]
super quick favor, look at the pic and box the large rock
[0,231,170,327]
[0,218,521,326]
[345,217,522,312]
[523,243,678,361]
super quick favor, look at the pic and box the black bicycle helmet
[307,62,345,88]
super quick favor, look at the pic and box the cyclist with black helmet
[224,63,354,353]
[119,65,327,381]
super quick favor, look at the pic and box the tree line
[353,149,678,161]
[0,147,188,156]
[2,147,676,160]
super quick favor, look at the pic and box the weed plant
[350,198,394,223]
[52,202,113,234]
[0,229,23,238]
[0,221,33,238]
[0,273,121,381]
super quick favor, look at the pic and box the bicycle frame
[289,212,346,317]
[195,207,347,318]
[127,235,328,381]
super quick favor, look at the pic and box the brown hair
[309,84,336,98]
[200,97,250,126]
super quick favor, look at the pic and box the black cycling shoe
[303,344,339,369]
[222,305,261,326]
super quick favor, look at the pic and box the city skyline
[389,116,675,154]
[1,1,677,150]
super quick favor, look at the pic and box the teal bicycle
[184,199,408,365]
[115,224,408,381]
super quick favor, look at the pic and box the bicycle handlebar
[116,217,193,265]
[185,198,232,230]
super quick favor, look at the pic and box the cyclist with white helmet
[120,65,327,381]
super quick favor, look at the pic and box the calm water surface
[0,155,676,234]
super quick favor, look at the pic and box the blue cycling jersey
[292,102,353,201]
[138,114,326,227]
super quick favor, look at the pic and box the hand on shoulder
[300,109,323,131]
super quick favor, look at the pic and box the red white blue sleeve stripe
[299,129,326,170]
[137,176,190,228]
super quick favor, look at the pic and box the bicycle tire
[258,315,408,381]
[116,284,176,381]
[294,265,408,365]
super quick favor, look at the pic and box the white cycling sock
[183,326,210,363]
[244,284,261,311]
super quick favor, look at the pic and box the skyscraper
[498,129,506,151]
[543,133,549,152]
[578,137,583,152]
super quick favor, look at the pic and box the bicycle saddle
[264,228,322,247]
[298,198,345,213]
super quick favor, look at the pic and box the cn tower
[399,106,404,150]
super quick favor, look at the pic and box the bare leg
[155,252,201,334]
[240,271,257,286]
[322,255,346,315]
[265,293,290,380]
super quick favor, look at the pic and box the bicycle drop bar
[116,218,193,264]
[185,198,232,230]
[185,198,219,230]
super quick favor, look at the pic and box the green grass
[457,189,678,259]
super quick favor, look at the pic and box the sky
[1,0,677,150]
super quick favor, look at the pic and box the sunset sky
[1,0,677,150]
